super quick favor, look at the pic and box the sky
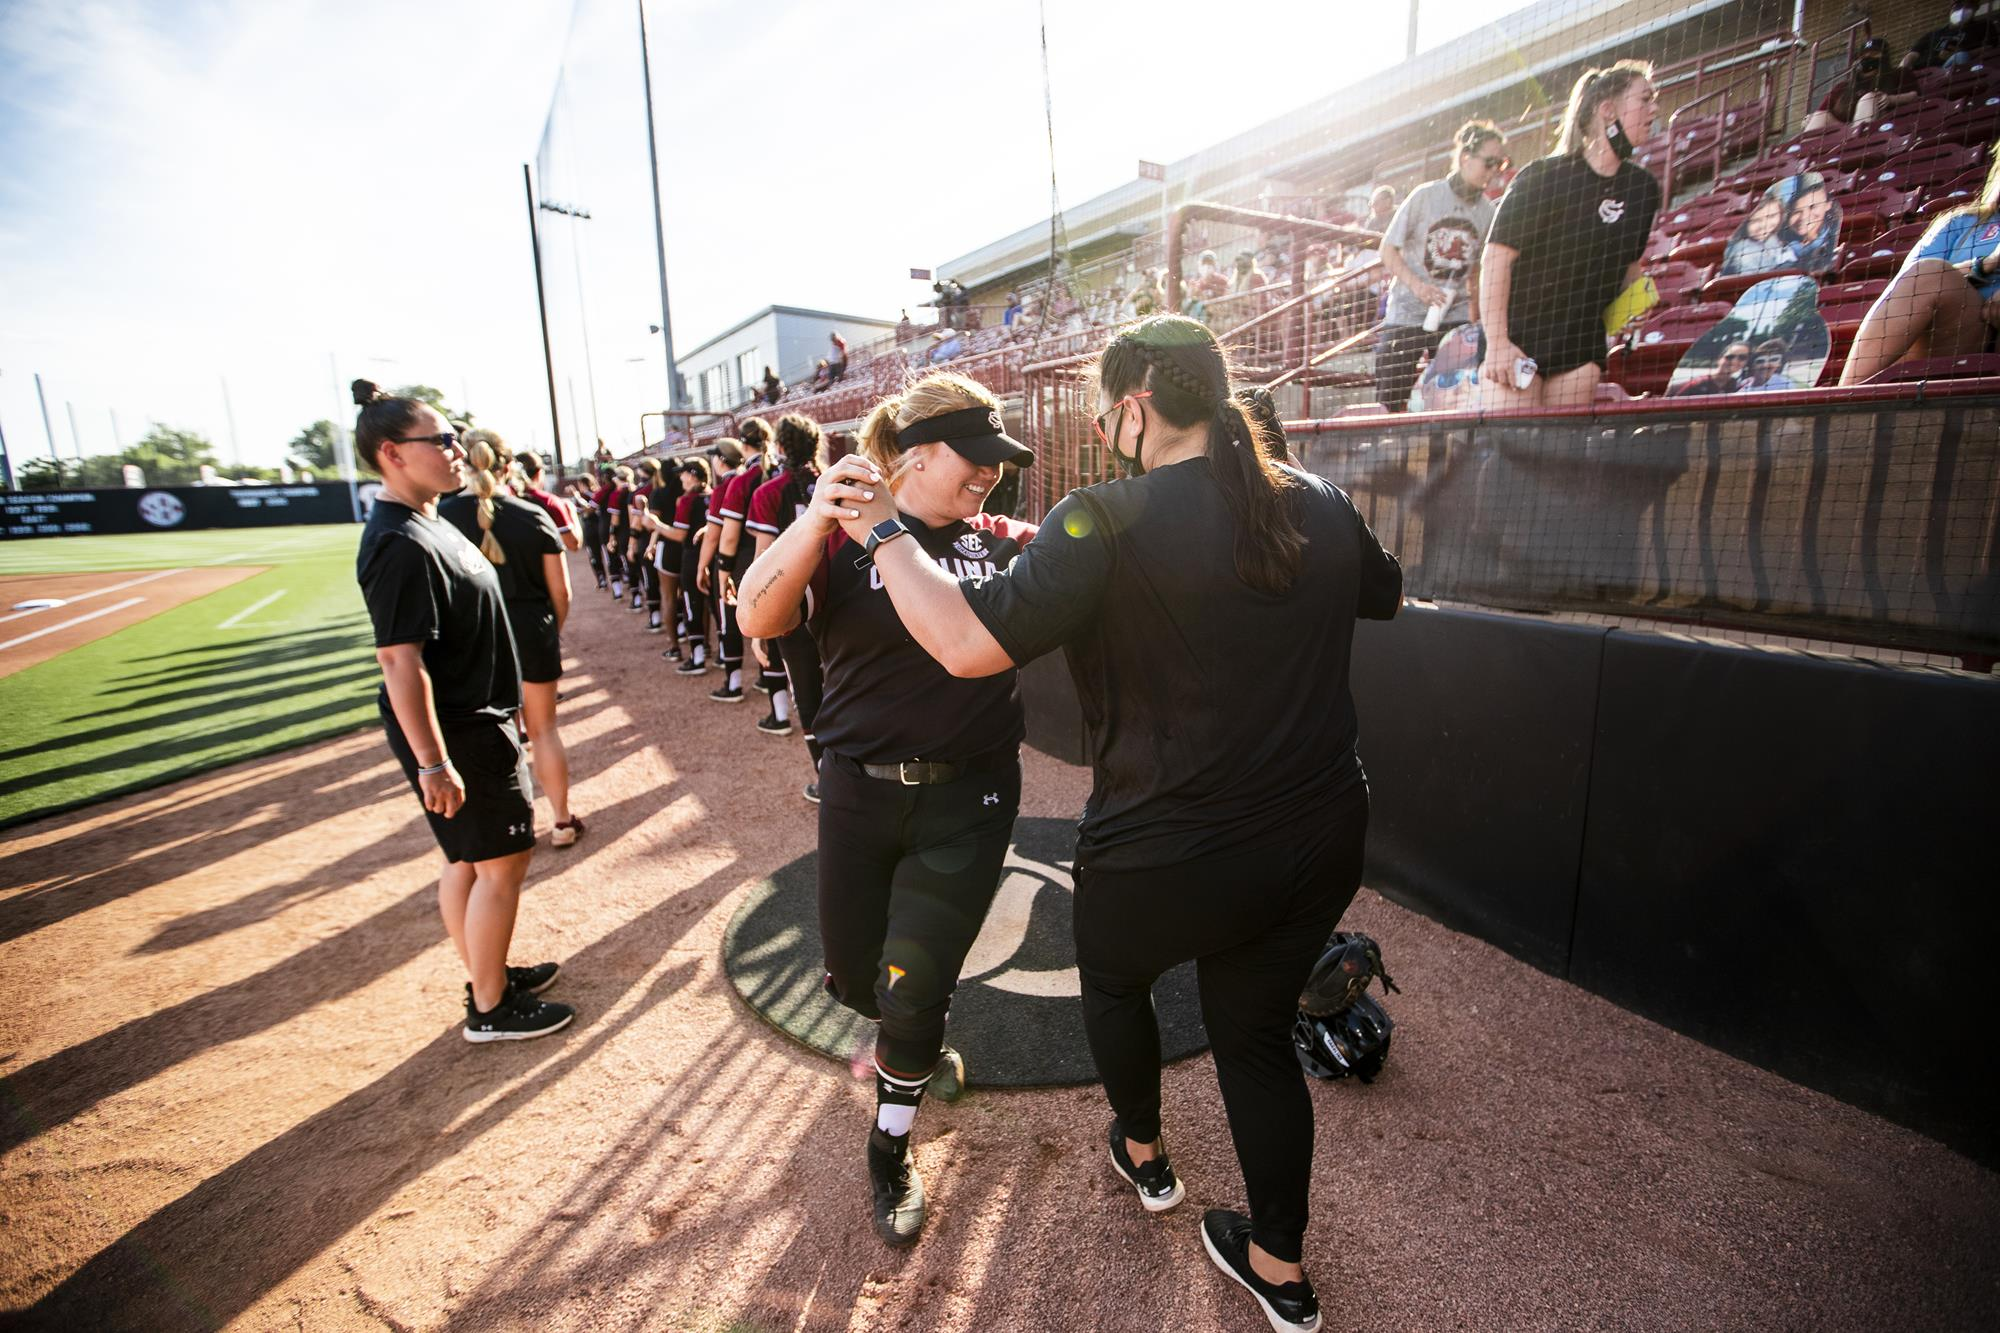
[0,0,1496,472]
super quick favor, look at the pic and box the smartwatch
[863,517,911,557]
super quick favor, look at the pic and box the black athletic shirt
[438,492,563,609]
[961,458,1401,871]
[808,512,1037,764]
[356,498,521,724]
[609,483,633,536]
[1484,153,1661,374]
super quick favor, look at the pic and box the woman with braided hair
[812,315,1401,1331]
[440,434,585,848]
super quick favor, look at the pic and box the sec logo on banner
[136,492,187,528]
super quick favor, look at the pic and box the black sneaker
[675,657,709,675]
[867,1127,926,1247]
[610,581,624,599]
[926,1046,967,1103]
[709,684,745,704]
[648,613,664,633]
[1200,1209,1320,1333]
[803,782,820,804]
[462,984,575,1044]
[506,962,560,995]
[661,645,682,661]
[1107,1120,1184,1213]
[756,712,793,736]
[595,577,607,590]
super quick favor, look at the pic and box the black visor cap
[894,406,1036,468]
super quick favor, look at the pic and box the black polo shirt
[356,498,521,724]
[961,458,1402,871]
[808,512,1037,764]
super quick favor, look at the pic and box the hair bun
[350,378,384,407]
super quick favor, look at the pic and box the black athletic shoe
[756,712,793,736]
[708,684,745,704]
[462,984,575,1044]
[867,1127,926,1247]
[1107,1120,1185,1213]
[1200,1209,1320,1333]
[506,962,561,995]
[675,657,709,675]
[595,577,607,590]
[648,613,664,633]
[927,1046,967,1103]
[661,645,682,661]
[803,782,820,804]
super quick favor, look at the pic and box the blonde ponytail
[465,437,507,565]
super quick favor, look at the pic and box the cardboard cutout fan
[1720,173,1843,278]
[1665,274,1832,397]
[1409,322,1485,412]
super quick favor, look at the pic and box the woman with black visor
[812,316,1401,1332]
[737,371,1037,1249]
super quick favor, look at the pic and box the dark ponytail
[350,379,424,472]
[1095,315,1305,594]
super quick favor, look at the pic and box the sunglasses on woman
[1090,391,1152,448]
[396,432,462,451]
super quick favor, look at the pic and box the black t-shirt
[610,484,633,534]
[1910,18,2000,67]
[356,498,521,724]
[961,458,1402,871]
[1485,154,1662,373]
[438,492,563,609]
[808,512,1037,764]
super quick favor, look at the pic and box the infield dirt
[1,563,1995,1331]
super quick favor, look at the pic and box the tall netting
[534,0,676,463]
[649,0,1999,662]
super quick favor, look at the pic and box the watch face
[871,518,905,542]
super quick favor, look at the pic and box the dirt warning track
[0,567,265,678]
[0,564,1994,1331]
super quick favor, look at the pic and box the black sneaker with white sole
[506,962,560,995]
[1107,1120,1185,1212]
[708,684,745,704]
[675,657,708,675]
[463,984,576,1044]
[756,712,793,736]
[648,613,664,633]
[867,1127,926,1247]
[1200,1209,1320,1333]
[803,782,820,804]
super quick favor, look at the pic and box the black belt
[829,748,1016,786]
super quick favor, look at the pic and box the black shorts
[381,703,536,864]
[509,603,562,684]
[1478,321,1606,379]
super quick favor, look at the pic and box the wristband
[416,761,450,776]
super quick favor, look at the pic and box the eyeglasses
[1091,391,1152,448]
[395,432,461,451]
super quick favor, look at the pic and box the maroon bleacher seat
[1865,352,2000,384]
[1645,259,1710,306]
[1607,300,1735,396]
[1718,156,1807,195]
[1829,184,1916,222]
[1818,130,1912,174]
[1816,277,1890,309]
[1872,142,1980,192]
[1910,100,2000,149]
[1699,267,1807,306]
[1665,232,1732,269]
[1658,191,1748,240]
[1835,208,1885,244]
[1837,221,1934,281]
[1935,61,2000,104]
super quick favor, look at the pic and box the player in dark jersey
[349,381,573,1044]
[604,466,634,599]
[738,372,1036,1249]
[745,414,825,784]
[668,457,714,673]
[627,458,663,619]
[580,468,611,590]
[817,316,1402,1332]
[640,458,684,639]
[699,421,768,703]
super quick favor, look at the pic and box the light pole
[523,164,566,470]
[637,0,685,410]
[538,194,602,451]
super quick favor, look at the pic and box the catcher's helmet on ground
[1294,931,1400,1082]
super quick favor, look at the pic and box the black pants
[1075,780,1369,1264]
[606,527,628,583]
[714,563,743,678]
[678,543,707,648]
[583,517,605,582]
[640,548,662,613]
[1374,323,1461,412]
[817,751,1021,1079]
[781,623,825,767]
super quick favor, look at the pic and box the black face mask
[1604,116,1635,162]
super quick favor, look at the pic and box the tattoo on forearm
[749,567,783,611]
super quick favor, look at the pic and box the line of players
[567,415,831,804]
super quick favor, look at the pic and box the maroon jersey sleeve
[672,493,695,530]
[746,473,787,536]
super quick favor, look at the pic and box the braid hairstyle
[775,412,822,471]
[1094,314,1306,595]
[465,438,508,565]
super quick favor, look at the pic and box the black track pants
[716,578,743,676]
[817,752,1021,1079]
[583,521,605,581]
[1074,780,1369,1265]
[781,623,824,767]
[679,545,707,648]
[641,552,661,613]
[606,528,627,583]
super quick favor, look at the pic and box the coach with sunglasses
[351,381,574,1046]
[1373,119,1508,411]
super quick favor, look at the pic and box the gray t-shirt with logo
[1381,177,1496,328]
